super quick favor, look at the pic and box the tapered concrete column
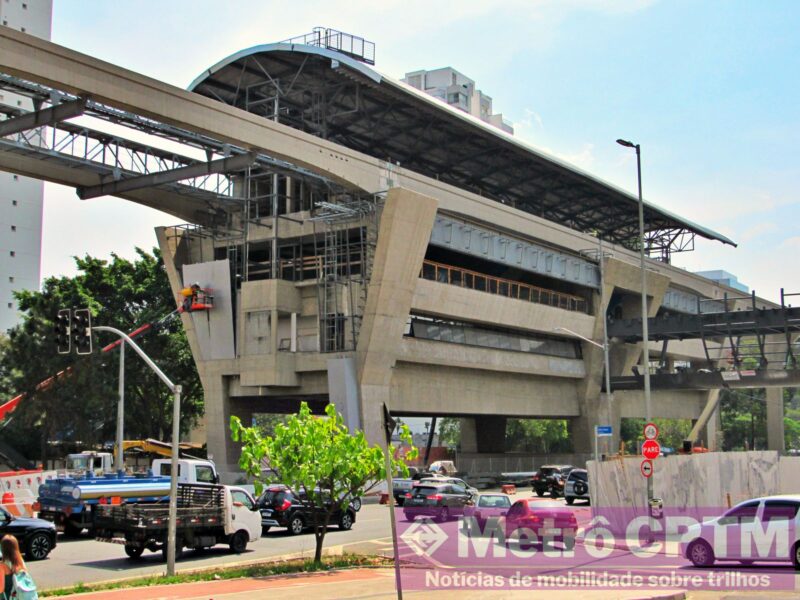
[458,416,506,453]
[356,188,439,445]
[766,387,785,452]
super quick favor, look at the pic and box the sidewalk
[50,567,799,600]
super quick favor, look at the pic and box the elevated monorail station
[0,27,790,477]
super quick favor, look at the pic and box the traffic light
[55,308,71,354]
[71,308,93,355]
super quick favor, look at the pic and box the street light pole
[91,325,182,576]
[617,138,654,508]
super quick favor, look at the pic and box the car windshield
[478,495,511,508]
[569,471,588,482]
[538,468,557,476]
[412,486,442,497]
[67,456,90,470]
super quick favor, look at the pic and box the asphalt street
[28,502,395,591]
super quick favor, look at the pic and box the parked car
[682,496,800,568]
[403,483,472,522]
[0,506,57,560]
[257,485,356,536]
[531,465,575,497]
[464,493,512,534]
[505,499,577,549]
[416,477,478,497]
[564,468,590,505]
[392,470,434,506]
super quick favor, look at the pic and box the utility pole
[115,341,125,473]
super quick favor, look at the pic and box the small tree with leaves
[231,402,417,563]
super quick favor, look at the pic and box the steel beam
[0,97,86,137]
[611,369,800,391]
[77,152,257,200]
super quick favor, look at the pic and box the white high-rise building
[402,67,514,135]
[0,1,53,331]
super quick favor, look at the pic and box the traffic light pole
[91,326,183,577]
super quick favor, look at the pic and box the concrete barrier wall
[588,451,782,510]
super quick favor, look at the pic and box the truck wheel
[63,521,83,538]
[288,515,305,536]
[25,532,52,561]
[229,530,248,554]
[534,489,543,497]
[124,545,144,559]
[565,497,575,505]
[338,512,354,530]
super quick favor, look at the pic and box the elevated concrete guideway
[0,27,782,473]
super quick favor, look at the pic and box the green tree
[231,402,417,563]
[0,249,202,462]
[437,417,460,448]
[506,419,571,454]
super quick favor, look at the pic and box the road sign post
[642,439,661,460]
[594,425,613,464]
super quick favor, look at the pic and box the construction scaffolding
[311,196,380,352]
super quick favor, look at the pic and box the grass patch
[42,553,391,597]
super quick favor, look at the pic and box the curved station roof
[189,40,735,257]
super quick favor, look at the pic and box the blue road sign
[595,425,613,437]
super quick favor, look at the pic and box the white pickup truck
[93,483,262,559]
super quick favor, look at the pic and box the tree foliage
[231,402,417,563]
[0,249,202,462]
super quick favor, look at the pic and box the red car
[505,499,577,549]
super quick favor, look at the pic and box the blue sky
[43,0,800,301]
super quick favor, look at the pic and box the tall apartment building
[0,0,52,331]
[402,67,514,134]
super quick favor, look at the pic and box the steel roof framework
[190,45,734,261]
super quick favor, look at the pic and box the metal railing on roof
[280,27,375,65]
[420,260,589,313]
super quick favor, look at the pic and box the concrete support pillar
[270,308,279,354]
[355,188,438,446]
[705,406,721,451]
[460,418,477,453]
[766,387,785,452]
[571,393,620,458]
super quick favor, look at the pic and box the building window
[8,277,13,283]
[7,303,11,309]
[10,225,16,232]
[22,2,27,8]
[9,251,14,257]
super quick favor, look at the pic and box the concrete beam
[77,152,257,200]
[0,97,86,136]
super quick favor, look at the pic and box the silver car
[564,468,589,505]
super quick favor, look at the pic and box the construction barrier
[0,470,57,517]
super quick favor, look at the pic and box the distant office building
[694,270,749,294]
[0,1,52,331]
[402,67,514,134]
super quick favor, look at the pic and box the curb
[40,547,351,593]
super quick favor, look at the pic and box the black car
[0,507,56,560]
[403,483,473,522]
[257,486,356,536]
[531,465,575,497]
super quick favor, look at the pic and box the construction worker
[181,283,201,312]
